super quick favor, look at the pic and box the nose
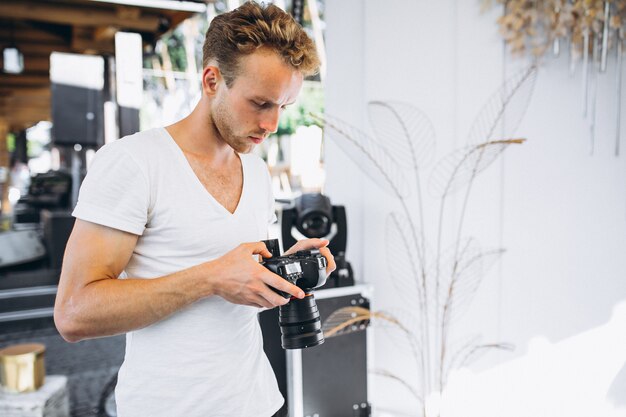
[259,108,281,134]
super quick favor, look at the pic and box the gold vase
[0,343,46,392]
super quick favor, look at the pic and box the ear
[202,65,221,96]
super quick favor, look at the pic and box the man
[53,3,335,416]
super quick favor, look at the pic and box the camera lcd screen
[284,263,302,275]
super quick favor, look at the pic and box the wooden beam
[0,85,52,95]
[0,87,50,98]
[0,2,163,33]
[0,55,50,73]
[0,92,50,104]
[72,26,115,55]
[0,105,50,115]
[0,110,51,126]
[0,99,49,110]
[0,41,71,56]
[0,73,50,87]
[0,25,68,44]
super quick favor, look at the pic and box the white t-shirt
[72,128,283,417]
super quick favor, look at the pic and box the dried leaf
[440,245,506,330]
[466,65,537,145]
[311,112,411,198]
[385,212,423,308]
[373,308,423,362]
[428,139,525,199]
[367,101,436,171]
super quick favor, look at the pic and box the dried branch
[444,336,514,385]
[372,369,424,404]
[467,65,537,145]
[322,306,372,338]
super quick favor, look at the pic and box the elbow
[54,305,86,343]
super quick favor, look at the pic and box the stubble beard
[213,101,254,154]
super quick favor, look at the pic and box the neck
[165,100,236,165]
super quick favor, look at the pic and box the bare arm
[54,219,304,342]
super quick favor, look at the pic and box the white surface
[50,53,104,90]
[442,302,626,417]
[325,1,626,415]
[115,32,143,109]
[0,375,69,417]
[0,230,46,268]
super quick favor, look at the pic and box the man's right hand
[206,242,305,309]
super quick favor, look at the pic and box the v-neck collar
[160,127,246,217]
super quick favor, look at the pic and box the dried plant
[313,65,537,417]
[484,0,626,154]
[485,0,625,57]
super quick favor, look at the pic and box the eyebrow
[251,97,296,106]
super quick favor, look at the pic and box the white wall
[325,1,626,415]
[324,0,366,278]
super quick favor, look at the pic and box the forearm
[54,263,214,342]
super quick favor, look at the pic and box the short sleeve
[72,142,149,235]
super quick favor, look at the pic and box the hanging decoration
[484,0,626,155]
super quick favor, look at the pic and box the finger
[245,242,273,259]
[319,247,336,275]
[284,238,330,255]
[258,286,291,307]
[261,270,305,299]
[249,293,274,309]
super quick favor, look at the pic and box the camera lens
[300,214,330,238]
[295,193,333,238]
[278,294,324,349]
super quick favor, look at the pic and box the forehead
[230,49,303,103]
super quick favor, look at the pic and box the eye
[252,101,268,109]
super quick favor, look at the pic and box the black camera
[261,239,327,350]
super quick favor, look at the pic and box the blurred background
[0,1,625,417]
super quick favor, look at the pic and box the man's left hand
[284,238,336,277]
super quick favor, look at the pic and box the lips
[249,136,265,144]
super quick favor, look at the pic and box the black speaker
[260,287,371,417]
[50,53,105,147]
[118,106,140,138]
[51,83,104,147]
[40,209,75,270]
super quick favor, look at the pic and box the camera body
[262,249,328,299]
[261,239,328,349]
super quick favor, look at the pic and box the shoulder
[102,128,168,156]
[92,128,169,171]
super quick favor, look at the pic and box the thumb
[312,238,330,248]
[247,242,273,258]
[287,238,329,254]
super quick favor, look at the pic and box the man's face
[211,48,304,154]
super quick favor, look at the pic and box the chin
[232,142,254,154]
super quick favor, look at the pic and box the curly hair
[202,1,320,87]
